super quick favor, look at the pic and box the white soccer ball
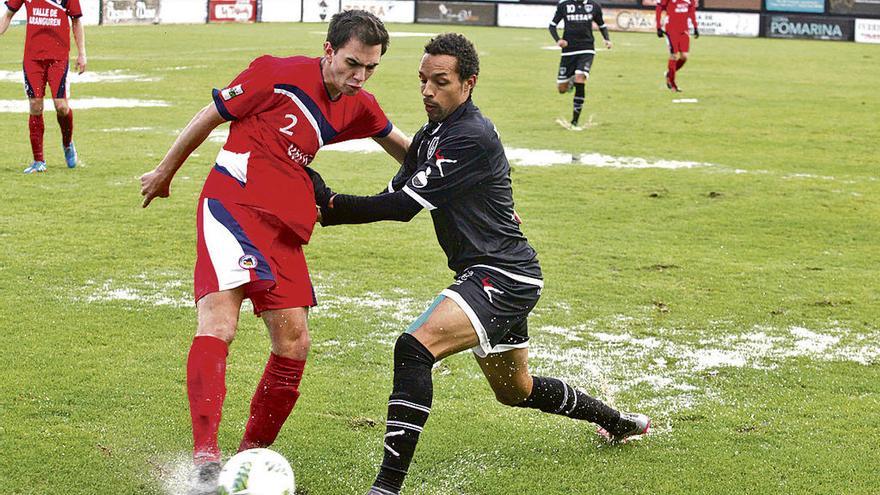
[217,448,295,495]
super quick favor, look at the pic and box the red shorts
[23,59,70,99]
[666,32,690,54]
[194,197,317,314]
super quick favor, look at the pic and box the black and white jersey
[550,0,607,54]
[386,99,541,278]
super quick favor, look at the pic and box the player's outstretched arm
[140,104,225,208]
[373,125,410,165]
[306,167,421,226]
[71,17,87,74]
[0,10,14,36]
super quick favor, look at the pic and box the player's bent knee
[196,327,236,345]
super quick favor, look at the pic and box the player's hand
[315,206,323,224]
[657,28,665,38]
[305,167,335,210]
[140,168,173,208]
[604,39,613,50]
[693,28,700,39]
[76,54,87,74]
[557,39,568,49]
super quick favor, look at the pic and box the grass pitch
[0,22,878,494]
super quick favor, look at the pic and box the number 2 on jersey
[279,114,298,136]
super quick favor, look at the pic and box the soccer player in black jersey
[307,33,649,495]
[549,0,612,131]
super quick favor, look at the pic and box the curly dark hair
[327,10,390,55]
[424,33,480,82]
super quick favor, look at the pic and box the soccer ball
[217,448,295,495]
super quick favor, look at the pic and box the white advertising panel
[262,0,303,22]
[341,0,414,23]
[695,11,760,37]
[303,0,341,22]
[855,18,880,43]
[159,0,207,24]
[497,3,557,29]
[82,0,101,25]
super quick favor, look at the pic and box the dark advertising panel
[416,1,497,26]
[765,0,824,13]
[702,0,761,11]
[208,0,258,23]
[763,14,854,41]
[102,0,160,24]
[829,0,880,16]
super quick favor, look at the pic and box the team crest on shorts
[239,254,258,270]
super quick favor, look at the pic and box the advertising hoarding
[102,0,160,24]
[855,18,880,43]
[763,14,854,41]
[696,11,760,36]
[208,0,258,23]
[602,8,657,32]
[765,0,824,14]
[702,0,761,11]
[416,1,497,26]
[497,3,557,28]
[829,0,880,16]
[341,0,416,23]
[303,0,341,22]
[262,0,303,22]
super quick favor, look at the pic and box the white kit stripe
[385,420,423,433]
[402,185,437,211]
[215,148,251,184]
[201,199,249,291]
[388,399,432,414]
[470,264,544,287]
[561,49,596,56]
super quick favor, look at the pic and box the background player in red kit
[139,10,409,494]
[656,0,698,92]
[0,0,87,173]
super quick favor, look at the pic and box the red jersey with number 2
[656,0,697,34]
[5,0,82,61]
[205,55,393,244]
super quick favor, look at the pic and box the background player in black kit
[306,33,649,495]
[550,0,612,131]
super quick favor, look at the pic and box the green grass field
[1,22,878,494]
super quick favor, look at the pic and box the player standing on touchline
[656,0,698,92]
[0,0,86,173]
[549,0,611,132]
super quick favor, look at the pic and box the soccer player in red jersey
[0,0,87,173]
[656,0,698,92]
[140,10,409,494]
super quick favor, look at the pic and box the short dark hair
[326,10,390,55]
[424,33,480,82]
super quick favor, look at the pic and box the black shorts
[557,52,596,82]
[441,265,543,357]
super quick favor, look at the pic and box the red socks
[187,335,229,463]
[28,115,44,162]
[667,59,677,86]
[238,353,306,452]
[676,58,687,71]
[57,108,74,147]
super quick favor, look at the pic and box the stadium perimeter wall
[8,0,875,43]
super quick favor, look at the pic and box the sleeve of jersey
[211,58,275,122]
[362,95,393,138]
[400,135,490,211]
[549,6,564,40]
[5,0,23,12]
[68,0,83,18]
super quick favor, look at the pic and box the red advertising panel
[209,0,258,23]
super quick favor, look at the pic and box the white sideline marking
[0,69,159,84]
[0,98,169,113]
[672,98,699,103]
[310,30,438,38]
[318,137,712,169]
